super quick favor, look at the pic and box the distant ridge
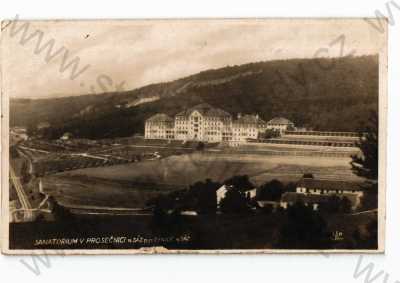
[11,55,378,139]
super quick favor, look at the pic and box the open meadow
[41,175,177,209]
[58,151,363,187]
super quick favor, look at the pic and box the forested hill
[10,55,378,139]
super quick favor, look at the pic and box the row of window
[298,188,360,194]
[147,130,257,137]
[206,131,220,136]
[148,121,268,129]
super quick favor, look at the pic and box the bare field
[59,152,363,187]
[41,175,176,208]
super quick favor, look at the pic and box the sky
[1,18,386,99]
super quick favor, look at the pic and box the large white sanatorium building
[144,103,294,143]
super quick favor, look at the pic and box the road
[19,145,50,154]
[94,144,196,154]
[17,148,34,174]
[9,164,34,221]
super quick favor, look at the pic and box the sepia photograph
[1,18,387,254]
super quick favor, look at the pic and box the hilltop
[10,55,378,139]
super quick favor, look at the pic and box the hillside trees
[257,179,285,201]
[219,188,250,214]
[278,202,331,249]
[224,175,254,192]
[351,111,378,180]
[350,110,378,210]
[189,179,220,214]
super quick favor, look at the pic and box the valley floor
[37,151,364,210]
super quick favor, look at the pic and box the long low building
[280,175,366,211]
[145,103,292,143]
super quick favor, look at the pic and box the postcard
[1,18,387,254]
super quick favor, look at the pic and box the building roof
[297,177,366,191]
[146,113,174,123]
[176,103,231,118]
[235,114,267,126]
[267,117,293,125]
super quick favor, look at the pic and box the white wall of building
[145,107,269,143]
